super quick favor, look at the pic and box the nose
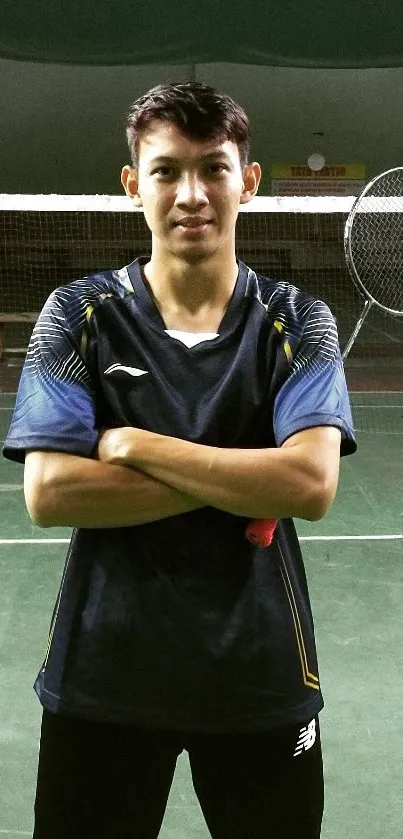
[175,172,208,208]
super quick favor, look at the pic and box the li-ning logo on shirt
[293,719,316,757]
[104,363,149,378]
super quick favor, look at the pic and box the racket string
[346,168,403,314]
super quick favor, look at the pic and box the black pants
[33,709,324,838]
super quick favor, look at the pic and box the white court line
[364,322,402,344]
[0,484,23,491]
[300,534,403,541]
[0,535,402,546]
[0,832,31,836]
[0,539,70,544]
[350,391,403,394]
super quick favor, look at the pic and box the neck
[144,246,238,310]
[142,245,239,332]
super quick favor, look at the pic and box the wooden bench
[0,313,39,361]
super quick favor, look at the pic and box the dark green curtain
[1,0,403,67]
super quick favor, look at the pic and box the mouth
[173,217,213,232]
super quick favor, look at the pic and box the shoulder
[240,263,340,372]
[257,271,329,319]
[38,266,134,334]
[243,263,335,339]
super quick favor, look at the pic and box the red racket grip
[245,518,278,547]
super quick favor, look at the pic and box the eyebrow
[148,151,231,166]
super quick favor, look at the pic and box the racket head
[344,167,403,317]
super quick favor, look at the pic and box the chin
[173,245,215,264]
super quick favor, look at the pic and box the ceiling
[2,0,403,68]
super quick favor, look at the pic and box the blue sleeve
[273,300,356,456]
[3,288,98,463]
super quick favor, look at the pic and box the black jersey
[3,259,356,732]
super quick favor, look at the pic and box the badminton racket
[342,165,403,359]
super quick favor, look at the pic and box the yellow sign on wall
[271,163,366,196]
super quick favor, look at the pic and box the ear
[121,165,142,207]
[240,162,261,205]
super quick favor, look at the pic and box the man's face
[122,120,260,263]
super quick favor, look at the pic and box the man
[3,82,356,838]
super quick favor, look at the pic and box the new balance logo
[293,719,316,757]
[104,363,148,378]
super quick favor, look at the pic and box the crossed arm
[24,425,341,529]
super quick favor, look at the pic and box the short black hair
[126,82,251,168]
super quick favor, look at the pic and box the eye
[151,166,176,179]
[206,163,228,176]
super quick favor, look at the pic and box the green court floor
[1,398,402,838]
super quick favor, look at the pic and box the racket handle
[245,518,278,548]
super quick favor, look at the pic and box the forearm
[99,427,341,521]
[24,451,203,528]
